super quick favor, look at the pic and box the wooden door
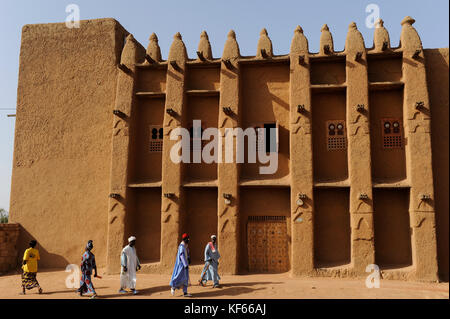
[247,216,288,272]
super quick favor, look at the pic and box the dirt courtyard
[0,269,448,299]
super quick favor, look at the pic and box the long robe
[200,242,221,285]
[170,242,190,289]
[78,250,96,294]
[120,245,140,290]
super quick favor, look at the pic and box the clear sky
[0,0,448,211]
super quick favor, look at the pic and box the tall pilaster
[400,16,438,282]
[217,30,240,274]
[160,33,188,270]
[345,22,375,274]
[289,26,314,276]
[106,34,145,273]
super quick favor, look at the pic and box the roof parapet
[197,31,213,61]
[345,22,366,56]
[400,16,423,54]
[145,33,162,63]
[319,24,334,55]
[290,25,308,56]
[373,19,391,52]
[256,28,273,58]
[168,32,188,66]
[140,17,424,61]
[120,34,145,66]
[222,29,240,61]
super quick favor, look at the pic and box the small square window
[381,118,403,149]
[149,125,163,152]
[326,120,347,151]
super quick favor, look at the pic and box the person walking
[119,236,141,295]
[170,233,191,297]
[77,240,98,298]
[21,240,43,295]
[199,235,221,288]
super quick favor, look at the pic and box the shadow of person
[15,226,70,270]
[189,286,267,298]
[215,281,283,288]
[40,287,109,295]
[98,284,170,299]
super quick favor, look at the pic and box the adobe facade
[9,17,449,282]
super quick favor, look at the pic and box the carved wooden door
[247,216,288,272]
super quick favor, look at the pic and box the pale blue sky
[0,0,448,211]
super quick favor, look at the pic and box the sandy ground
[0,269,448,299]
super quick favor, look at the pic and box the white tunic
[120,245,140,289]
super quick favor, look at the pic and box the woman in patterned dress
[77,240,98,298]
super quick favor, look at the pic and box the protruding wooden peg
[382,41,388,51]
[355,51,363,61]
[196,51,206,61]
[323,44,331,55]
[145,54,155,64]
[298,55,306,65]
[297,105,305,113]
[113,109,127,119]
[223,193,232,200]
[357,104,365,112]
[412,49,421,59]
[359,193,369,200]
[118,63,131,74]
[415,101,425,110]
[222,59,233,70]
[166,108,176,116]
[260,49,268,58]
[170,60,181,71]
[222,106,233,115]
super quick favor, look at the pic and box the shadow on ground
[98,281,283,299]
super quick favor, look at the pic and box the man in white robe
[119,236,141,295]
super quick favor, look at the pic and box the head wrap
[211,235,217,239]
[128,236,136,243]
[182,233,189,240]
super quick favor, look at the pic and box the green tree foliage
[0,208,8,223]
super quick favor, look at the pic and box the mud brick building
[0,224,20,273]
[9,17,449,281]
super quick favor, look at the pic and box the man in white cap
[119,236,141,295]
[199,235,221,288]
